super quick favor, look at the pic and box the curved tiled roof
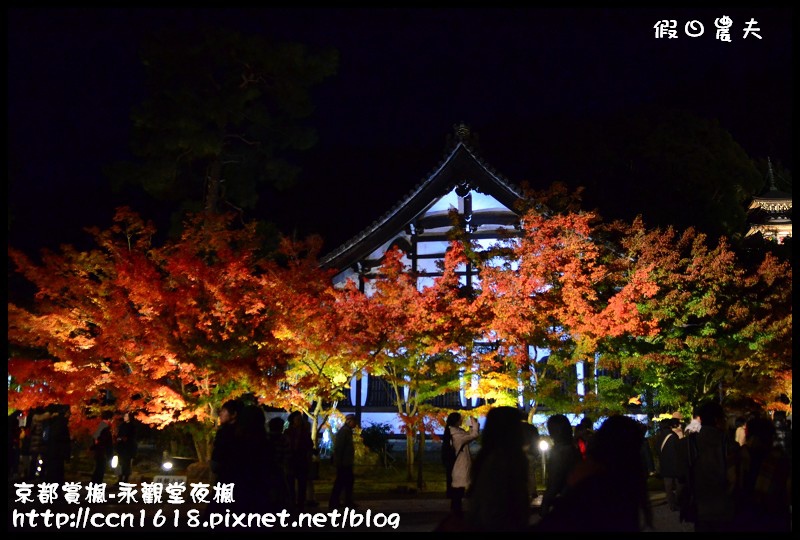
[753,157,792,202]
[745,157,792,238]
[320,139,523,271]
[752,188,792,202]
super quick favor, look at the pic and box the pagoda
[745,158,792,243]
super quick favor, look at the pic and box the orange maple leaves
[8,183,792,432]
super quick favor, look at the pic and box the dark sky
[8,8,793,257]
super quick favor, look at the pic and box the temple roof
[752,188,792,203]
[745,157,792,238]
[320,130,523,271]
[752,157,792,203]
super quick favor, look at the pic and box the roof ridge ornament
[445,121,481,154]
[321,126,525,269]
[455,122,470,141]
[767,156,777,191]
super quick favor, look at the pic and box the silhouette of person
[44,405,71,484]
[233,404,270,513]
[639,420,656,477]
[210,399,243,485]
[536,414,653,532]
[8,411,22,481]
[91,410,114,484]
[286,410,314,512]
[442,412,479,516]
[732,415,791,532]
[734,416,747,447]
[574,416,594,460]
[18,412,33,481]
[467,406,530,531]
[204,399,245,526]
[265,416,290,510]
[656,417,683,511]
[25,407,50,480]
[521,417,540,503]
[539,413,581,517]
[306,418,322,508]
[684,400,738,532]
[329,414,359,509]
[115,412,137,484]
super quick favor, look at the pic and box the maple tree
[355,246,437,482]
[260,236,380,446]
[8,187,790,469]
[478,184,661,418]
[477,183,791,418]
[615,219,793,414]
[361,242,492,484]
[8,208,288,459]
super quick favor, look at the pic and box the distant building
[746,158,792,243]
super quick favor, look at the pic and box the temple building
[319,124,551,430]
[745,158,792,243]
[314,128,789,434]
[321,123,523,290]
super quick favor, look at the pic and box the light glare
[538,439,550,452]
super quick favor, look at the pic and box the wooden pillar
[354,261,365,423]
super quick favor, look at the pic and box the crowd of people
[9,399,345,517]
[9,399,791,532]
[654,402,793,532]
[437,403,792,532]
[8,404,72,484]
[205,402,366,522]
[207,399,327,515]
[8,405,136,486]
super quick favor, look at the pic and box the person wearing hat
[329,414,359,509]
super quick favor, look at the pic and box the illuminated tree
[617,219,793,413]
[263,236,379,446]
[8,189,790,467]
[479,184,791,418]
[8,208,287,460]
[479,184,660,417]
[364,243,492,484]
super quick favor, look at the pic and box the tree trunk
[191,426,214,464]
[405,430,415,482]
[392,381,416,482]
[309,400,329,449]
[415,427,426,490]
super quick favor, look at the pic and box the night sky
[8,8,793,258]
